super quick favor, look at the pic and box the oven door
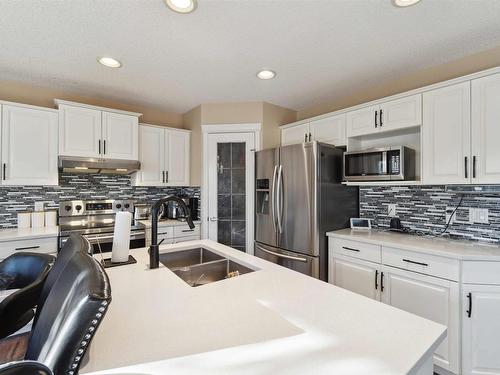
[255,242,319,278]
[343,149,389,181]
[60,230,146,254]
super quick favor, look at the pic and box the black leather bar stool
[0,360,52,375]
[0,253,54,339]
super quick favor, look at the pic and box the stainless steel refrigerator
[255,142,359,281]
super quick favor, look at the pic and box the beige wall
[184,102,296,186]
[297,45,500,120]
[200,102,263,124]
[182,105,202,186]
[0,79,184,128]
[262,103,297,150]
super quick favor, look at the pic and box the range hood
[58,156,140,175]
[445,185,500,194]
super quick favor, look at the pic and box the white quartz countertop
[82,240,445,375]
[0,226,59,243]
[328,229,500,261]
[137,219,201,228]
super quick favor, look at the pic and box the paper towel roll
[111,211,132,263]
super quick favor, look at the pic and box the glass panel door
[207,133,255,253]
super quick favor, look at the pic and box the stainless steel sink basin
[159,247,223,270]
[160,247,255,287]
[173,259,254,287]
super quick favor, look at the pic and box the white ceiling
[1,0,500,114]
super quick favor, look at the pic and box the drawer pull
[466,292,472,318]
[181,229,194,233]
[15,245,40,251]
[402,258,428,267]
[342,246,360,252]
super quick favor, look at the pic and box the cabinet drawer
[173,224,200,238]
[331,238,381,263]
[382,246,459,281]
[173,235,200,244]
[462,261,500,285]
[0,237,58,260]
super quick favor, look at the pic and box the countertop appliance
[165,197,199,220]
[255,142,359,281]
[58,199,145,253]
[343,146,415,181]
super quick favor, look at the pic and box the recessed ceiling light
[97,57,122,68]
[392,0,421,7]
[164,0,197,14]
[257,70,276,80]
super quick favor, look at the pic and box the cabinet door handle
[375,270,379,290]
[465,156,468,179]
[2,163,5,181]
[342,246,360,252]
[166,171,169,183]
[304,133,307,142]
[402,258,428,267]
[15,245,40,251]
[103,140,106,155]
[380,272,385,292]
[308,133,312,142]
[466,292,472,318]
[162,171,165,183]
[379,109,383,127]
[98,139,101,154]
[374,110,378,128]
[473,156,476,178]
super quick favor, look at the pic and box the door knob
[209,217,218,222]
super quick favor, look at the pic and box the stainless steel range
[58,199,146,253]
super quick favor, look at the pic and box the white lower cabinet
[332,256,380,300]
[329,238,462,374]
[462,284,500,375]
[381,268,459,374]
[145,223,200,247]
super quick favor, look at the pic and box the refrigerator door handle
[271,165,278,231]
[256,244,307,262]
[276,164,284,233]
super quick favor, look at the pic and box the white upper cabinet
[1,105,58,186]
[309,114,346,146]
[422,82,471,185]
[471,73,500,184]
[281,122,309,145]
[379,94,422,132]
[56,100,140,160]
[381,268,459,374]
[165,130,190,186]
[58,105,101,158]
[346,105,380,137]
[462,284,500,375]
[102,112,139,160]
[133,124,190,187]
[135,125,165,186]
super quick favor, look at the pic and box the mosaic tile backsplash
[360,185,500,243]
[0,173,200,228]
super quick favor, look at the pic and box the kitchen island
[82,240,446,375]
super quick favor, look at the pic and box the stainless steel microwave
[343,146,415,181]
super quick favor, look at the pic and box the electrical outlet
[470,208,489,224]
[388,204,397,217]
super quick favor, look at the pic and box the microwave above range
[343,146,415,182]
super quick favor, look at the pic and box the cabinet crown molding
[54,99,142,117]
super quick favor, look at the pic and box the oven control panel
[59,200,135,217]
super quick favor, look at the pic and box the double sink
[159,247,254,287]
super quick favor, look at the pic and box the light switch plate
[388,204,397,217]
